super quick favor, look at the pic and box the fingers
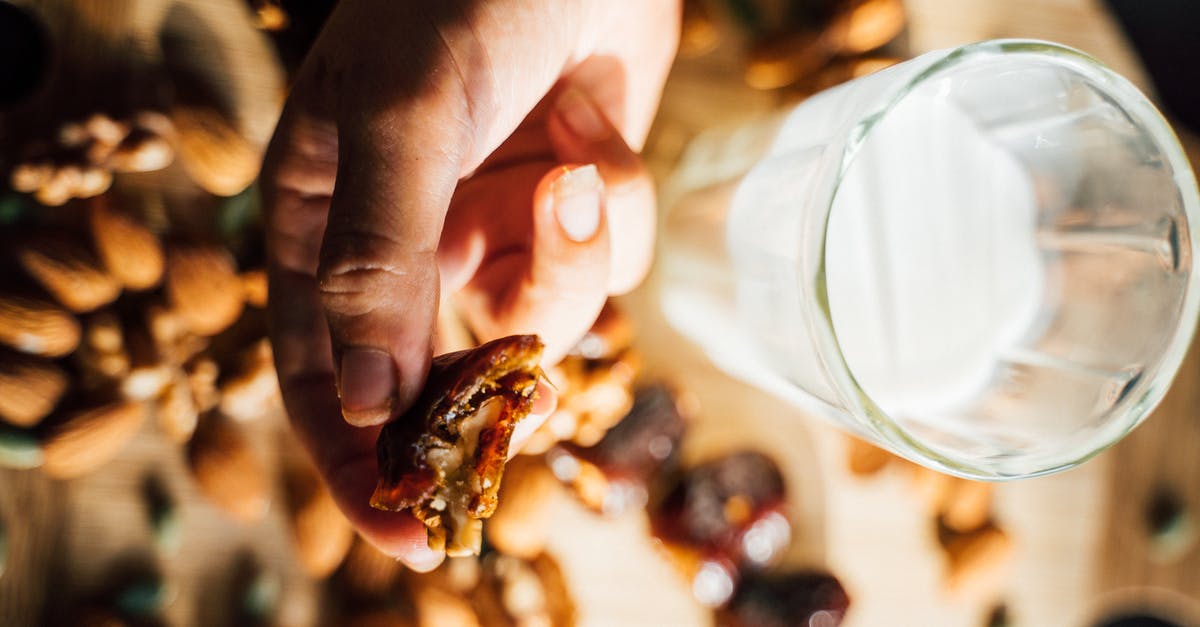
[453,161,612,364]
[547,88,657,295]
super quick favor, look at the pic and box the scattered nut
[0,295,81,357]
[165,242,245,336]
[41,400,147,479]
[187,413,270,522]
[0,351,68,428]
[171,103,262,196]
[16,232,122,313]
[89,197,165,290]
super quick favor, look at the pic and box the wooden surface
[2,1,1200,626]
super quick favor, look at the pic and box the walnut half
[370,335,544,556]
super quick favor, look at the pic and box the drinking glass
[658,39,1200,479]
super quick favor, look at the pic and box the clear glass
[658,40,1200,479]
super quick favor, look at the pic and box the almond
[0,352,69,428]
[218,339,280,422]
[17,233,121,313]
[285,458,353,578]
[171,104,262,196]
[0,296,81,357]
[165,242,245,336]
[89,197,165,290]
[187,413,270,523]
[41,401,147,479]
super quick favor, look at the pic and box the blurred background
[0,0,1197,625]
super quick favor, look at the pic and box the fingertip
[397,540,446,573]
[545,164,605,243]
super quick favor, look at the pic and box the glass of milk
[658,40,1200,479]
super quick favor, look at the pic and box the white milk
[824,91,1043,418]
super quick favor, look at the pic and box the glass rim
[810,38,1200,479]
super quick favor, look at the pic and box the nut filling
[370,335,545,556]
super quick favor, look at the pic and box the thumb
[318,116,465,427]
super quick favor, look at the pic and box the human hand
[261,0,679,570]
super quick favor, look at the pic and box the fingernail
[338,348,395,424]
[556,88,611,141]
[401,542,445,573]
[552,164,603,242]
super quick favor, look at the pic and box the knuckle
[316,230,436,317]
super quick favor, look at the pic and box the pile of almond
[0,194,280,502]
